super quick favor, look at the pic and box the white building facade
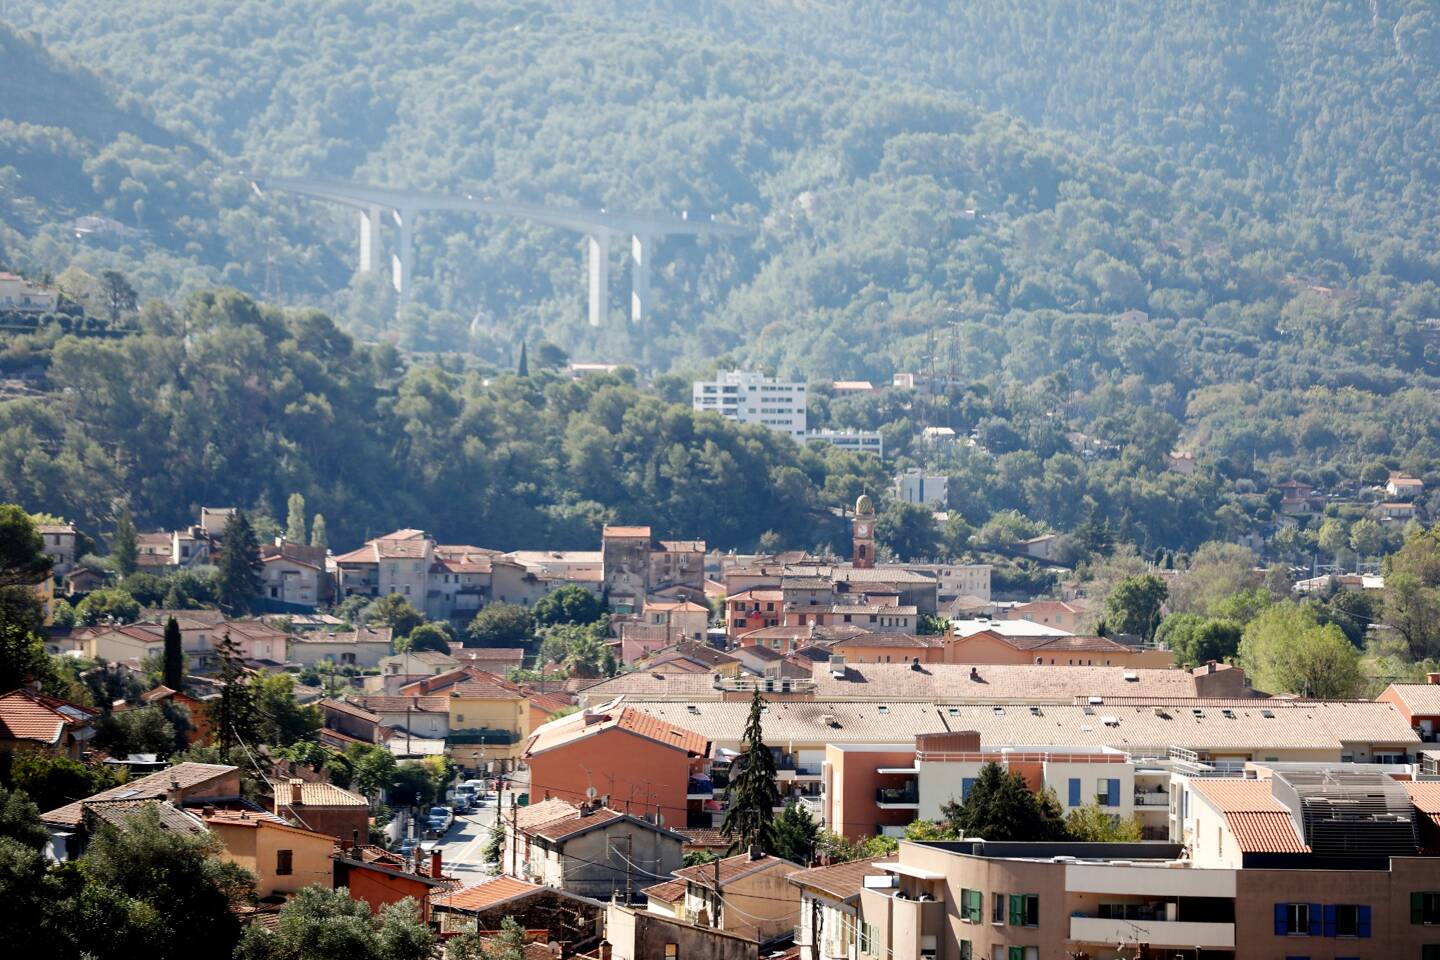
[692,371,807,437]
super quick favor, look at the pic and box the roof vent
[969,666,980,681]
[911,657,922,670]
[1123,671,1139,682]
[1088,696,1103,705]
[1101,716,1120,727]
[992,706,1005,716]
[687,705,700,714]
[1154,707,1170,718]
[821,714,838,727]
[1029,706,1042,716]
[1261,709,1276,719]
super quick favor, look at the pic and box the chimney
[598,943,612,960]
[910,657,921,670]
[430,850,443,878]
[289,779,303,806]
[1428,673,1440,686]
[1205,661,1217,675]
[352,829,361,849]
[166,778,183,804]
[202,804,215,817]
[748,843,763,861]
[969,666,980,681]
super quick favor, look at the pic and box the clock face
[856,522,871,537]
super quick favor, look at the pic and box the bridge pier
[630,233,651,327]
[587,229,610,327]
[359,204,383,273]
[391,207,415,298]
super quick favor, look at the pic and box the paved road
[438,803,501,882]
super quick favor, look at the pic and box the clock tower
[852,494,876,569]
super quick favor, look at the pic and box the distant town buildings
[692,370,807,437]
[893,469,948,507]
[0,272,59,312]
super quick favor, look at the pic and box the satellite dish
[586,787,598,799]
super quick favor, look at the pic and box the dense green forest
[2,1,1439,556]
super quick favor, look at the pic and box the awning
[876,766,919,775]
[882,863,947,880]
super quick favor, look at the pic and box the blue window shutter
[1275,904,1288,935]
[1323,905,1337,937]
[1107,779,1120,807]
[962,777,976,800]
[1308,904,1322,937]
[1068,778,1081,806]
[1357,906,1371,938]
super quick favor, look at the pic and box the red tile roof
[41,762,238,827]
[788,857,896,902]
[615,707,709,756]
[319,698,383,724]
[672,851,798,887]
[432,875,544,912]
[0,689,84,744]
[602,525,652,538]
[642,878,687,903]
[1189,778,1309,853]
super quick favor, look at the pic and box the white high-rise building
[691,370,807,437]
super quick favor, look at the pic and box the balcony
[876,786,919,809]
[1134,791,1170,807]
[446,728,519,745]
[1069,916,1234,949]
[687,777,714,799]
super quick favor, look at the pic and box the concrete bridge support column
[359,204,384,273]
[391,207,415,298]
[587,229,611,327]
[630,232,652,327]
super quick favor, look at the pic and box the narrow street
[437,802,501,882]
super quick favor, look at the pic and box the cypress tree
[112,505,139,577]
[285,492,307,543]
[213,631,253,752]
[215,511,262,613]
[721,690,779,853]
[163,616,184,691]
[516,341,529,377]
[309,513,328,549]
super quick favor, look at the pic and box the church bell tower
[852,494,876,568]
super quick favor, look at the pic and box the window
[664,945,678,960]
[1424,946,1440,960]
[958,940,971,960]
[962,777,977,801]
[1008,894,1039,926]
[276,849,293,875]
[1099,778,1120,807]
[1325,904,1370,937]
[1275,902,1318,936]
[993,892,1005,924]
[860,922,876,955]
[1413,892,1440,924]
[1068,778,1081,807]
[961,888,983,923]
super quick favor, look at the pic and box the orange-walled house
[140,685,214,745]
[523,700,711,829]
[203,808,335,898]
[332,844,453,921]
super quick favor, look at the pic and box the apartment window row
[1414,892,1440,925]
[960,889,1038,927]
[1274,902,1371,937]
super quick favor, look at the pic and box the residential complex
[692,370,808,437]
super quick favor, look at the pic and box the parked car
[427,806,454,832]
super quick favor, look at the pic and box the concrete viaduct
[251,176,749,327]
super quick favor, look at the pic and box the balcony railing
[687,779,714,797]
[876,787,919,806]
[447,728,519,745]
[1134,792,1169,807]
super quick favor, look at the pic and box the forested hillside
[2,1,1440,555]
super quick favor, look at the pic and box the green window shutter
[1008,947,1024,960]
[1415,891,1426,924]
[959,940,971,960]
[1009,894,1023,925]
[969,889,982,923]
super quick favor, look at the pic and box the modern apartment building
[692,370,807,437]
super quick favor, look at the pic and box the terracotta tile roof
[1383,683,1440,716]
[0,688,86,744]
[515,798,580,831]
[642,878,688,903]
[672,851,799,888]
[454,647,526,662]
[527,807,626,840]
[1404,781,1440,815]
[84,799,206,835]
[645,599,709,613]
[319,698,383,723]
[1189,778,1309,853]
[449,680,526,700]
[626,700,948,744]
[1224,811,1310,853]
[42,762,239,827]
[1011,635,1135,654]
[380,651,459,668]
[524,702,710,758]
[811,662,1207,700]
[728,588,786,603]
[788,857,896,902]
[527,692,574,715]
[332,543,379,564]
[355,695,451,714]
[602,525,652,538]
[292,627,393,646]
[675,827,729,848]
[830,633,946,649]
[282,782,368,808]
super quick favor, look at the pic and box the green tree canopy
[1103,573,1168,641]
[466,603,534,648]
[771,799,819,864]
[1238,602,1364,698]
[941,760,1067,842]
[532,584,604,627]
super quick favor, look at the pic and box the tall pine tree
[215,511,262,613]
[163,616,184,691]
[721,690,779,854]
[213,631,253,752]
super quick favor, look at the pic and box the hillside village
[7,491,1440,959]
